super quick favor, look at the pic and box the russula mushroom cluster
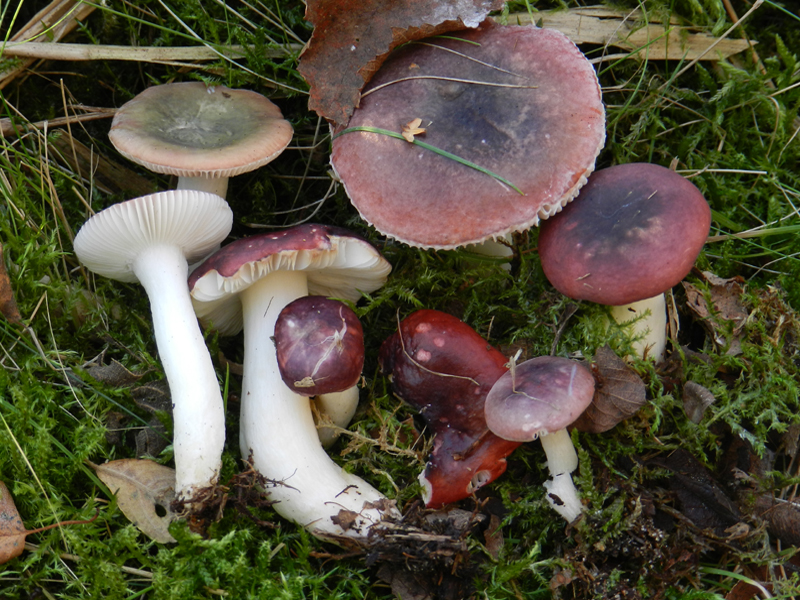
[538,163,711,361]
[72,81,299,513]
[331,22,605,250]
[74,190,232,503]
[379,310,521,507]
[110,82,293,198]
[189,224,397,541]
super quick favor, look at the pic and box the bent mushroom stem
[538,428,583,522]
[133,244,225,501]
[239,270,393,540]
[609,293,667,362]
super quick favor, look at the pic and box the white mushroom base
[539,428,583,523]
[239,271,397,541]
[609,293,667,362]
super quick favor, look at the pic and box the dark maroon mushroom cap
[188,223,391,335]
[274,296,365,396]
[538,163,711,306]
[379,309,520,507]
[485,356,595,442]
[331,22,605,249]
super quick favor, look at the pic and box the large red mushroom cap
[379,309,520,507]
[274,296,365,396]
[331,22,605,250]
[538,163,712,307]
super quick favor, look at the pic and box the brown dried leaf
[682,381,716,424]
[754,494,800,548]
[87,359,142,387]
[131,379,172,414]
[683,272,748,355]
[572,345,647,433]
[483,513,503,560]
[649,450,742,532]
[93,459,178,543]
[376,563,435,600]
[298,0,504,126]
[0,243,22,325]
[0,481,27,564]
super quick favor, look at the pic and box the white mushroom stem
[177,176,228,199]
[609,293,667,362]
[132,243,225,500]
[539,428,583,522]
[239,270,395,540]
[313,386,360,447]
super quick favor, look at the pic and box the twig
[0,42,300,62]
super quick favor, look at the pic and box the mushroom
[537,163,712,361]
[188,224,396,541]
[109,82,293,198]
[379,309,520,507]
[274,296,365,446]
[331,22,605,250]
[484,355,595,522]
[73,190,232,504]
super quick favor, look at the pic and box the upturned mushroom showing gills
[331,22,605,250]
[379,310,521,507]
[109,82,293,198]
[484,356,595,522]
[73,190,232,505]
[274,296,365,446]
[538,163,712,361]
[188,224,396,542]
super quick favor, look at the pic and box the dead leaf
[376,563,435,600]
[330,509,359,531]
[683,381,716,424]
[87,358,142,387]
[649,450,742,533]
[0,243,22,325]
[507,7,755,62]
[683,272,748,355]
[401,118,426,142]
[0,481,27,563]
[131,379,172,414]
[298,0,504,126]
[93,459,178,543]
[572,346,647,433]
[1,481,99,564]
[483,513,503,560]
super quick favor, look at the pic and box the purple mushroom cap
[538,163,711,307]
[274,296,365,396]
[485,356,595,442]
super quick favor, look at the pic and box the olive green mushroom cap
[109,82,293,179]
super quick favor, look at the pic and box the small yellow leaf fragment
[401,118,426,142]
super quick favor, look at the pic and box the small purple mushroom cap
[485,356,595,442]
[274,296,365,396]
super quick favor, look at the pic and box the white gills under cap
[74,190,233,282]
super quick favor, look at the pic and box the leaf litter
[298,0,504,125]
[0,481,98,564]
